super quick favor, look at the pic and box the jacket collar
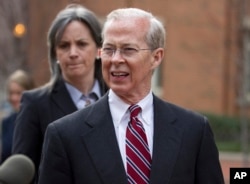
[51,77,77,114]
[80,94,182,183]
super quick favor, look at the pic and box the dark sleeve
[1,116,14,163]
[12,93,43,174]
[1,119,11,163]
[38,123,72,184]
[196,117,225,184]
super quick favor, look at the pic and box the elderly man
[38,7,224,184]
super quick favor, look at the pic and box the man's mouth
[111,72,129,77]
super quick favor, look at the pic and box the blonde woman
[1,69,34,163]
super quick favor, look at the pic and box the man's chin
[111,86,130,95]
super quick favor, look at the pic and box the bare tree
[0,0,28,69]
[0,0,28,100]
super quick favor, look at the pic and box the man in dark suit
[38,7,224,184]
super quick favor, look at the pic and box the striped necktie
[126,104,151,184]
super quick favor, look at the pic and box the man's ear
[97,48,101,58]
[151,48,164,69]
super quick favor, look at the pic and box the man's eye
[123,48,137,54]
[103,48,113,54]
[124,48,137,51]
[103,48,112,51]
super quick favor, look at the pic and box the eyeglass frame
[101,47,154,58]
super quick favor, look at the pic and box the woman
[12,4,108,183]
[1,69,34,163]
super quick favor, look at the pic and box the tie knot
[129,104,141,118]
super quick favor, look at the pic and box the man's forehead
[104,17,148,32]
[102,32,146,46]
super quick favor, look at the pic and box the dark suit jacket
[38,93,224,184]
[1,112,17,163]
[12,77,108,179]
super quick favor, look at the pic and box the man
[38,8,224,184]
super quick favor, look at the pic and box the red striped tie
[126,104,151,184]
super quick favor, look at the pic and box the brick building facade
[27,0,248,116]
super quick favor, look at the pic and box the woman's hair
[47,4,102,80]
[102,8,166,50]
[7,69,34,90]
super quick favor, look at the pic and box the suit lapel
[79,94,183,184]
[51,78,77,114]
[81,95,128,184]
[150,96,184,183]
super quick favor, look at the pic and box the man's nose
[111,49,124,59]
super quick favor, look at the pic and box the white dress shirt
[108,89,154,171]
[65,79,101,109]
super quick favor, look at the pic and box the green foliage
[201,112,241,152]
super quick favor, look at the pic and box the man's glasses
[101,47,152,59]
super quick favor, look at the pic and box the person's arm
[38,123,72,184]
[12,93,43,174]
[196,117,225,184]
[1,118,10,163]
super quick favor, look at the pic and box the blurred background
[0,0,250,183]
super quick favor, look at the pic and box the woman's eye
[77,42,87,47]
[57,43,68,49]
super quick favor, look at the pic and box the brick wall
[28,0,241,115]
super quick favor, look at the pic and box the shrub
[201,112,242,152]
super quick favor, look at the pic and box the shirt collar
[108,89,153,126]
[136,91,153,125]
[65,79,101,105]
[108,89,130,126]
